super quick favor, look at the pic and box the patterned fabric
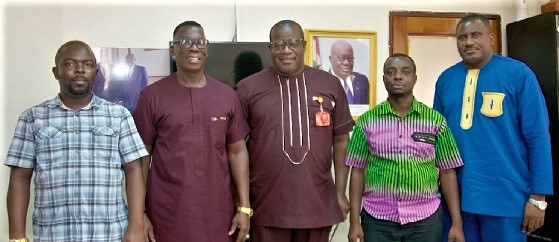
[346,99,463,224]
[5,95,148,242]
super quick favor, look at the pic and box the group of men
[5,14,553,242]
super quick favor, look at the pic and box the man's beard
[68,76,91,96]
[69,85,90,96]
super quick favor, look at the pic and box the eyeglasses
[269,39,305,52]
[336,55,355,63]
[172,38,209,49]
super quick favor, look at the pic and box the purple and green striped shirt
[346,99,463,224]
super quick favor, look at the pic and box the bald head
[55,40,96,67]
[331,40,353,55]
[269,20,304,41]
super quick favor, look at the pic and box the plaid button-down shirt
[5,95,148,242]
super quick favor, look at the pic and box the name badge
[315,96,330,127]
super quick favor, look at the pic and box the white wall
[0,0,549,239]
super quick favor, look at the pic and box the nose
[188,44,201,52]
[74,63,85,74]
[279,44,293,53]
[465,36,475,45]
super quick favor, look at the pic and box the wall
[0,0,549,239]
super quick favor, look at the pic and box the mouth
[71,77,88,84]
[392,83,405,89]
[278,56,296,64]
[464,48,478,55]
[186,56,202,63]
[341,67,352,72]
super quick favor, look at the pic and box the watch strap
[238,206,253,218]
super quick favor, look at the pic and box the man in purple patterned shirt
[346,53,464,242]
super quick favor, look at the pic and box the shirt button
[399,135,402,138]
[75,130,80,134]
[75,192,80,197]
[75,171,80,176]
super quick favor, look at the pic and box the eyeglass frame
[268,39,306,52]
[335,55,356,63]
[171,37,210,49]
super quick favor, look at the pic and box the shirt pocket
[92,126,119,160]
[308,96,334,127]
[35,126,63,164]
[410,132,436,161]
[34,126,65,192]
[209,116,228,149]
[480,92,505,117]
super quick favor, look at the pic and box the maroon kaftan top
[236,67,354,228]
[133,74,249,241]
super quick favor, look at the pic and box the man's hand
[143,213,156,242]
[228,211,250,242]
[447,224,465,242]
[348,222,364,242]
[123,223,144,242]
[522,202,545,234]
[337,193,350,220]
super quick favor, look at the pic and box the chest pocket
[210,116,228,149]
[92,126,119,159]
[35,126,64,164]
[410,132,436,160]
[480,92,505,117]
[308,97,334,127]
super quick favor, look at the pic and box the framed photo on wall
[304,29,377,118]
[91,47,170,113]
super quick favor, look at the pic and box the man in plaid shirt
[5,40,148,242]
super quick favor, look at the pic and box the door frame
[389,11,502,55]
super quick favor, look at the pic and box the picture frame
[91,47,170,113]
[304,29,377,119]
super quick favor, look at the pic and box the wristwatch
[528,198,548,210]
[238,207,253,218]
[9,238,29,242]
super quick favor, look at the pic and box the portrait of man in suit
[328,40,370,105]
[124,53,148,111]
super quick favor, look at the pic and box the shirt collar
[377,98,421,117]
[47,94,102,110]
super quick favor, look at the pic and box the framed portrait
[91,47,171,113]
[304,29,377,118]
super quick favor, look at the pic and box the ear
[169,44,175,58]
[52,66,59,80]
[489,32,495,47]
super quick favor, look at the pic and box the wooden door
[390,11,501,55]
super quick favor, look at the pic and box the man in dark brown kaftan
[236,20,354,242]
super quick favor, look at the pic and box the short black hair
[457,14,491,31]
[384,53,416,74]
[173,21,203,39]
[54,40,96,66]
[269,20,304,42]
